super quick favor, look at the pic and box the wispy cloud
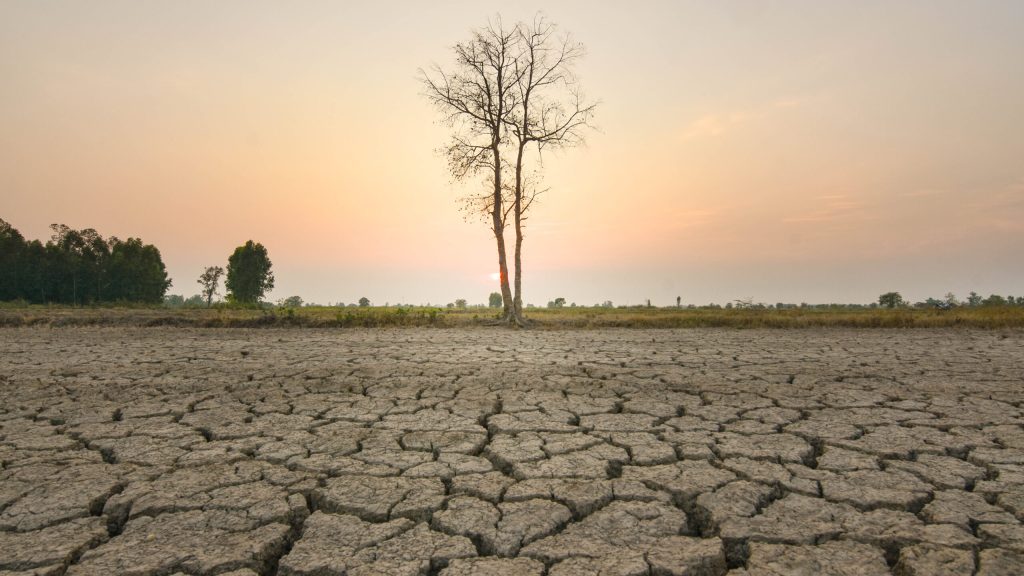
[783,194,868,224]
[681,114,745,139]
[668,208,722,229]
[899,188,945,199]
[681,97,807,140]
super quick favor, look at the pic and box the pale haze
[2,1,1022,306]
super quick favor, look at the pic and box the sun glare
[489,272,500,282]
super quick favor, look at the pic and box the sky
[2,1,1022,306]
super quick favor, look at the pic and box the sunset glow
[2,1,1022,305]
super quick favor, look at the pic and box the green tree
[878,292,904,308]
[488,292,502,308]
[226,241,275,304]
[0,219,26,301]
[0,219,168,304]
[46,224,119,304]
[279,295,303,308]
[982,294,1007,306]
[163,294,185,307]
[79,228,111,303]
[198,266,225,307]
[48,224,88,304]
[454,298,467,309]
[20,240,48,302]
[967,291,983,306]
[184,294,205,307]
[107,238,172,303]
[358,297,370,307]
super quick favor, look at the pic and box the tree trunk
[490,145,514,320]
[511,145,526,327]
[494,226,514,320]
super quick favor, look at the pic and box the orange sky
[2,1,1022,305]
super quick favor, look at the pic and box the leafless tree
[421,18,522,318]
[504,16,597,325]
[422,15,596,326]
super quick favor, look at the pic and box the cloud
[899,188,945,199]
[681,97,806,140]
[783,194,867,224]
[681,114,739,139]
[668,208,721,229]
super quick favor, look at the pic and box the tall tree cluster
[0,218,171,304]
[422,15,597,326]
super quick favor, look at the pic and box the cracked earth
[1,327,1023,575]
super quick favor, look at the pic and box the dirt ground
[1,327,1023,575]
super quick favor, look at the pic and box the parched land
[1,328,1023,575]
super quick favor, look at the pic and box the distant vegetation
[169,241,275,308]
[878,291,1022,309]
[2,302,1022,329]
[0,218,170,305]
[3,217,1020,329]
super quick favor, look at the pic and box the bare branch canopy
[421,14,597,326]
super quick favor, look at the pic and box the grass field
[2,303,1023,329]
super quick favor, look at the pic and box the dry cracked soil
[1,327,1023,576]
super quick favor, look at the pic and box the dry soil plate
[1,327,1022,575]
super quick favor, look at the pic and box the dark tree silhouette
[106,238,171,303]
[488,292,503,308]
[878,292,904,308]
[279,295,303,308]
[422,19,520,321]
[422,15,596,327]
[197,266,224,307]
[0,219,26,301]
[504,16,597,325]
[967,291,983,306]
[226,241,274,304]
[0,219,169,304]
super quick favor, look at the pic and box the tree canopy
[878,292,904,308]
[0,218,170,304]
[225,241,275,304]
[198,266,225,307]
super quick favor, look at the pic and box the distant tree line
[878,291,1022,309]
[0,218,170,304]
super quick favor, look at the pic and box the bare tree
[504,16,597,325]
[422,15,596,326]
[197,266,224,307]
[421,18,522,319]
